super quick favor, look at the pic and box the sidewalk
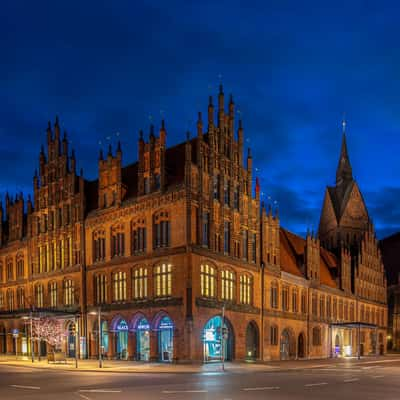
[0,354,398,374]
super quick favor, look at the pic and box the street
[0,357,399,400]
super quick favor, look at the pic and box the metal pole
[30,311,34,363]
[98,307,103,368]
[75,316,78,369]
[358,323,361,360]
[221,304,225,372]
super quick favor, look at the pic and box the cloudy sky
[1,0,399,238]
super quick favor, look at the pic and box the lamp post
[90,307,103,368]
[221,304,225,372]
[30,311,34,363]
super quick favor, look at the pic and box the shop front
[202,316,233,362]
[116,319,129,360]
[136,317,150,361]
[158,316,173,362]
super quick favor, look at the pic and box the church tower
[318,121,369,251]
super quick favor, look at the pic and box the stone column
[108,332,116,359]
[149,330,158,361]
[128,331,137,360]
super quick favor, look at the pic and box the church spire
[336,118,353,186]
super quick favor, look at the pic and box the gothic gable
[319,188,338,242]
[339,182,369,229]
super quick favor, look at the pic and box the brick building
[0,88,387,362]
[380,233,400,350]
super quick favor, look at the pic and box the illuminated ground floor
[0,308,387,362]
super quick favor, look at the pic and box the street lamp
[21,312,34,363]
[89,307,103,368]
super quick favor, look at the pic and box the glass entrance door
[136,318,150,361]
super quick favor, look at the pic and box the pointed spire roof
[336,119,353,186]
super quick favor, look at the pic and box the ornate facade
[0,87,387,362]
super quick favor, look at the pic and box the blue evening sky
[1,0,399,238]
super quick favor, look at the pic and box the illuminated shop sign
[159,318,173,329]
[116,320,129,331]
[137,322,150,330]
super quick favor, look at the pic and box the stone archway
[280,328,295,360]
[245,321,259,360]
[297,332,305,359]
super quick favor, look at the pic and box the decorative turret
[306,232,320,283]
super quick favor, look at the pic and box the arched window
[333,298,337,320]
[200,264,216,298]
[271,281,278,309]
[7,289,14,312]
[6,257,13,281]
[64,279,75,306]
[131,218,146,254]
[154,263,172,297]
[221,269,235,301]
[239,274,252,305]
[111,225,125,257]
[312,293,318,317]
[301,290,307,314]
[350,302,355,321]
[17,287,24,309]
[132,266,148,299]
[270,325,278,345]
[327,296,332,318]
[312,327,321,346]
[320,295,325,318]
[16,253,24,279]
[153,211,170,249]
[112,271,127,302]
[292,289,298,313]
[94,274,107,304]
[35,284,44,308]
[93,229,106,262]
[282,286,289,311]
[49,282,58,308]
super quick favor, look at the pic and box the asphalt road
[0,358,399,400]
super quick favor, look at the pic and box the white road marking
[243,386,280,391]
[10,384,40,390]
[305,382,328,387]
[162,390,208,394]
[78,394,91,400]
[372,375,384,378]
[344,378,359,383]
[79,389,121,393]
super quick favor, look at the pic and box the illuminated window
[49,282,57,308]
[64,279,75,306]
[327,296,332,318]
[154,263,172,297]
[333,298,337,320]
[221,269,235,301]
[132,267,148,299]
[239,274,252,305]
[131,219,146,254]
[112,271,127,302]
[35,284,44,308]
[94,274,107,305]
[200,264,216,298]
